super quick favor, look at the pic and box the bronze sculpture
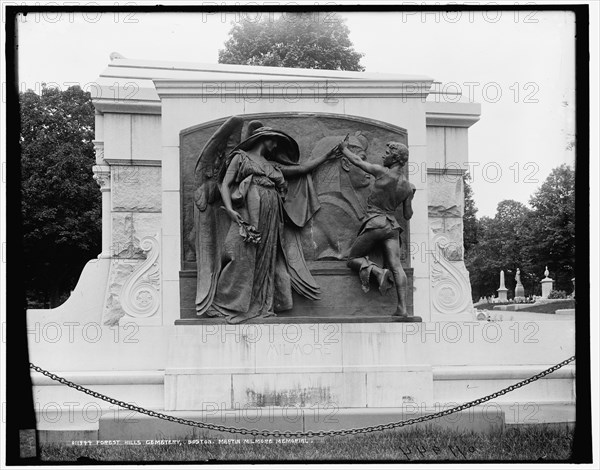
[338,137,420,321]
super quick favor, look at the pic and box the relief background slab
[180,113,411,269]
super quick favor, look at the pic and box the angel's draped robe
[195,150,320,319]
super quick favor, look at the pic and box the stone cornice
[153,78,435,100]
[425,101,481,128]
[105,57,434,82]
[104,159,162,167]
[93,99,161,115]
[426,112,481,128]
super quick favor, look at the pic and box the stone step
[97,406,505,441]
[36,399,575,443]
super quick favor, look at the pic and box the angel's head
[235,126,300,163]
[261,138,278,154]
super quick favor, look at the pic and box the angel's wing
[194,116,244,315]
[194,116,244,211]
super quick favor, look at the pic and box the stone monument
[497,270,508,301]
[541,266,554,298]
[24,56,575,440]
[514,268,525,299]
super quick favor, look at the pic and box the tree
[525,164,575,291]
[465,165,576,301]
[218,13,365,71]
[20,85,101,308]
[465,200,532,300]
[463,172,478,254]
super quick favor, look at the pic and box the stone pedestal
[515,285,525,298]
[541,279,554,298]
[164,324,434,411]
[161,322,576,415]
[515,279,525,298]
[497,270,508,301]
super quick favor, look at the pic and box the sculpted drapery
[193,116,329,323]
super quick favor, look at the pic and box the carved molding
[92,164,111,191]
[430,233,472,315]
[120,233,161,318]
[180,112,408,139]
[93,140,105,161]
[155,79,434,100]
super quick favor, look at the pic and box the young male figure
[338,138,421,321]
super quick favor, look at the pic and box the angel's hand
[338,135,350,151]
[225,208,244,224]
[327,145,341,159]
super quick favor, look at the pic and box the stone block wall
[425,125,474,320]
[93,111,164,326]
[102,164,163,326]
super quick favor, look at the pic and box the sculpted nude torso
[338,137,420,321]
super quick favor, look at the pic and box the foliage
[465,165,575,301]
[526,164,575,292]
[20,85,101,307]
[218,13,365,71]
[465,200,532,300]
[463,172,478,254]
[548,290,568,300]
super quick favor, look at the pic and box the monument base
[34,400,578,443]
[28,321,576,442]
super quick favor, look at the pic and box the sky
[14,8,578,217]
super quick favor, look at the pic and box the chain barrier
[30,356,574,438]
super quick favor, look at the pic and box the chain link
[30,356,574,438]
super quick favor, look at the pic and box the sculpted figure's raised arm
[338,138,420,321]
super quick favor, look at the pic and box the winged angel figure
[193,116,336,323]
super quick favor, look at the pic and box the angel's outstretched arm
[279,145,337,177]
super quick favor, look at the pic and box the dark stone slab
[179,263,413,322]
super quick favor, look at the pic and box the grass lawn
[515,300,575,314]
[40,425,574,463]
[477,300,575,314]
